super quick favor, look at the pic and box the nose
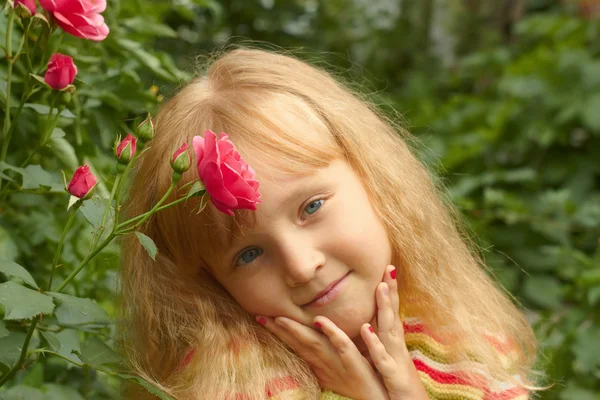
[277,232,326,287]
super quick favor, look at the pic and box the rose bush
[39,0,109,41]
[44,53,77,90]
[193,130,262,216]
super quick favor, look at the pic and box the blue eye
[236,247,263,266]
[304,199,324,216]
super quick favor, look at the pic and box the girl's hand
[256,266,429,400]
[364,265,429,399]
[256,316,389,400]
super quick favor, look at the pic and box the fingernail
[383,283,389,294]
[257,317,267,326]
[390,267,396,280]
[314,322,322,329]
[368,325,374,333]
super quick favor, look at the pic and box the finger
[376,282,395,333]
[361,323,405,393]
[384,265,400,318]
[376,282,406,361]
[256,315,303,352]
[315,317,379,377]
[273,316,332,363]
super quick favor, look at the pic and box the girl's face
[210,156,392,339]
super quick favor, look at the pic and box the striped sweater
[263,318,529,400]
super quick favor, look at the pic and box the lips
[303,272,350,306]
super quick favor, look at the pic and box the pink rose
[192,130,261,216]
[14,0,37,16]
[44,53,77,90]
[67,165,97,199]
[39,0,109,41]
[115,133,137,164]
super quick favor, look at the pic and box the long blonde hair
[117,47,540,399]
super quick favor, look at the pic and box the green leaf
[0,225,19,261]
[115,39,178,82]
[0,282,55,320]
[0,331,27,367]
[54,329,81,365]
[135,232,158,261]
[0,259,39,289]
[122,17,178,37]
[559,381,598,400]
[0,162,56,191]
[42,384,85,400]
[0,385,44,400]
[48,292,110,326]
[22,103,76,119]
[79,197,112,229]
[522,275,563,309]
[78,336,120,368]
[0,320,8,338]
[572,325,600,373]
[51,127,66,139]
[117,374,175,400]
[29,74,50,88]
[581,93,600,132]
[49,137,79,171]
[185,181,205,199]
[40,330,61,352]
[21,164,54,190]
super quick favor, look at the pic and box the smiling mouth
[302,271,351,308]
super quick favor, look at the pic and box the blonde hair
[117,46,542,399]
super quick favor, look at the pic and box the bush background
[0,0,599,399]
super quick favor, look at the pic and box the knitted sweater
[263,318,529,400]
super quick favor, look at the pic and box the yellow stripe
[419,370,485,400]
[406,332,520,370]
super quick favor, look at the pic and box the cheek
[325,207,392,274]
[226,276,288,316]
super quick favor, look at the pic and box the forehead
[209,154,331,248]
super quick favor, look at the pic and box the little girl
[118,48,542,400]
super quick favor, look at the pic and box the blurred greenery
[0,0,599,399]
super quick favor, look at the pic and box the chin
[329,303,376,338]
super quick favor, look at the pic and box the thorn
[39,313,43,321]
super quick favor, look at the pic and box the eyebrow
[225,175,327,252]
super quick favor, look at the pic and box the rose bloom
[44,53,77,90]
[192,130,261,216]
[67,165,97,199]
[39,0,109,41]
[14,0,36,15]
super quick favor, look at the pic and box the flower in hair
[192,130,261,216]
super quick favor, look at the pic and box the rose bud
[39,0,109,41]
[14,0,36,18]
[192,130,261,216]
[67,165,97,199]
[115,133,137,165]
[44,53,78,90]
[170,143,191,182]
[136,114,154,143]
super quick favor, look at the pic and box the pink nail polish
[314,322,322,329]
[390,268,396,280]
[368,326,374,333]
[258,317,267,326]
